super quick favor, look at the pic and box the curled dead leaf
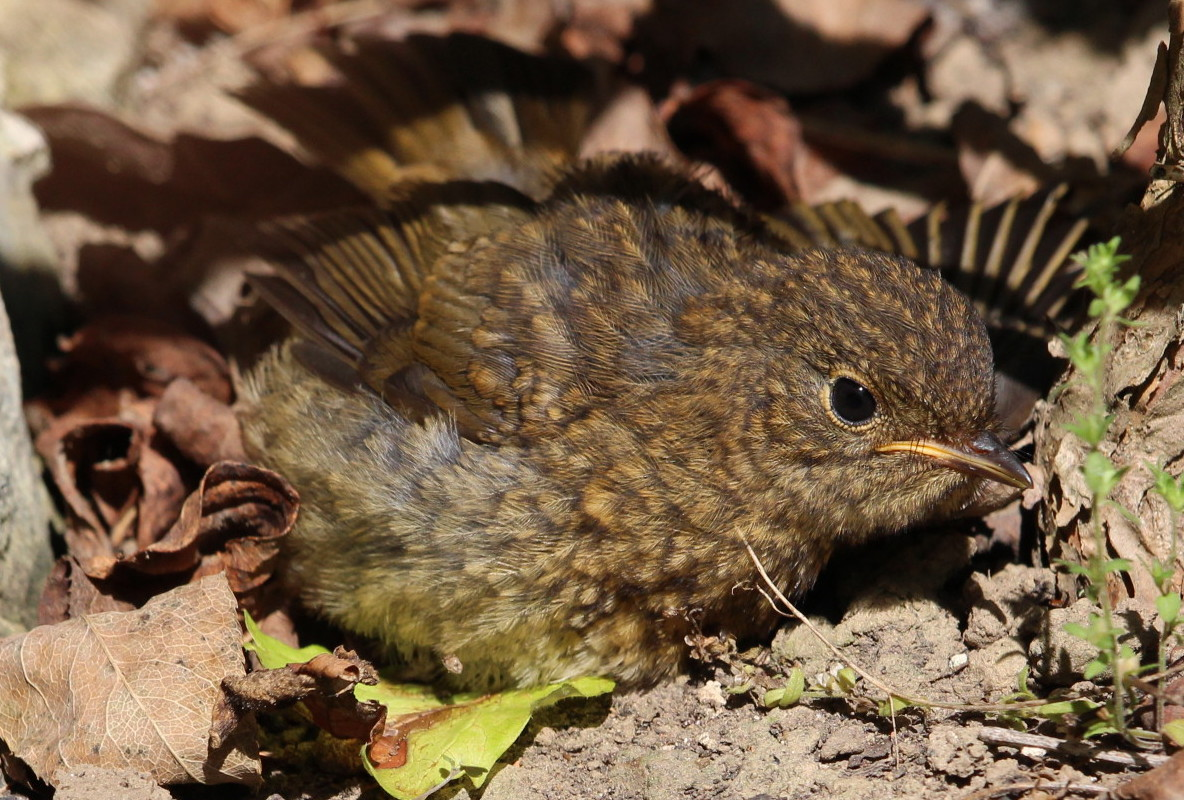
[81,461,298,591]
[154,377,246,466]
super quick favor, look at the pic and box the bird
[237,34,1047,691]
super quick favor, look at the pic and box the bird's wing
[238,34,603,202]
[255,158,735,445]
[250,180,538,415]
[765,186,1088,338]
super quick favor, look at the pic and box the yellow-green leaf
[361,675,614,799]
[243,611,330,667]
[243,614,614,800]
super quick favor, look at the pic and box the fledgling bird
[238,35,1041,691]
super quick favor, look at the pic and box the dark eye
[830,377,877,426]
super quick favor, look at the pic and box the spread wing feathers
[238,34,602,201]
[767,185,1088,340]
[251,182,537,404]
[254,165,722,445]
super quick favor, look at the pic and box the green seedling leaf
[1032,699,1101,716]
[1060,331,1100,374]
[835,667,859,694]
[877,695,913,716]
[360,675,614,799]
[782,667,805,705]
[1148,463,1184,513]
[1016,665,1032,695]
[1066,414,1113,448]
[1083,657,1109,681]
[1083,718,1120,739]
[1057,560,1092,577]
[1151,559,1177,591]
[764,667,806,708]
[1100,558,1133,574]
[1083,451,1128,498]
[244,611,331,666]
[1163,720,1184,747]
[1157,593,1182,626]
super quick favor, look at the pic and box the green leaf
[1032,699,1101,716]
[1083,451,1128,499]
[243,610,330,667]
[1148,462,1184,513]
[835,667,859,694]
[1056,560,1092,577]
[1100,558,1133,575]
[878,695,913,716]
[1083,658,1108,681]
[1150,559,1176,590]
[360,675,614,799]
[1066,414,1113,447]
[781,667,806,706]
[1082,718,1120,739]
[243,612,615,800]
[1157,593,1182,626]
[1016,665,1032,696]
[1060,331,1100,374]
[1162,720,1184,747]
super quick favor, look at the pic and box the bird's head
[677,246,1030,541]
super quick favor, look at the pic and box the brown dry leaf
[0,575,260,788]
[1114,749,1184,800]
[154,377,246,466]
[28,106,361,234]
[225,648,383,741]
[156,0,293,34]
[36,462,297,626]
[665,79,808,209]
[34,418,189,560]
[81,461,298,598]
[37,557,134,626]
[41,316,232,411]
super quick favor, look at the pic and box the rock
[0,110,54,634]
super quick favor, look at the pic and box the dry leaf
[79,461,298,600]
[1114,749,1184,800]
[666,79,807,209]
[37,557,133,626]
[638,0,929,95]
[0,575,260,788]
[154,377,246,466]
[28,106,361,233]
[225,647,383,741]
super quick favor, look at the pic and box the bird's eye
[829,377,877,426]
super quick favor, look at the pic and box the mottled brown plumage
[238,36,1034,691]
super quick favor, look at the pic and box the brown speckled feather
[238,34,1073,691]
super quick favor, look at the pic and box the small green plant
[1057,236,1184,744]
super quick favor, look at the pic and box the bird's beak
[875,431,1032,489]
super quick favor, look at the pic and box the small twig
[744,543,1088,715]
[977,727,1170,769]
[961,781,1112,800]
